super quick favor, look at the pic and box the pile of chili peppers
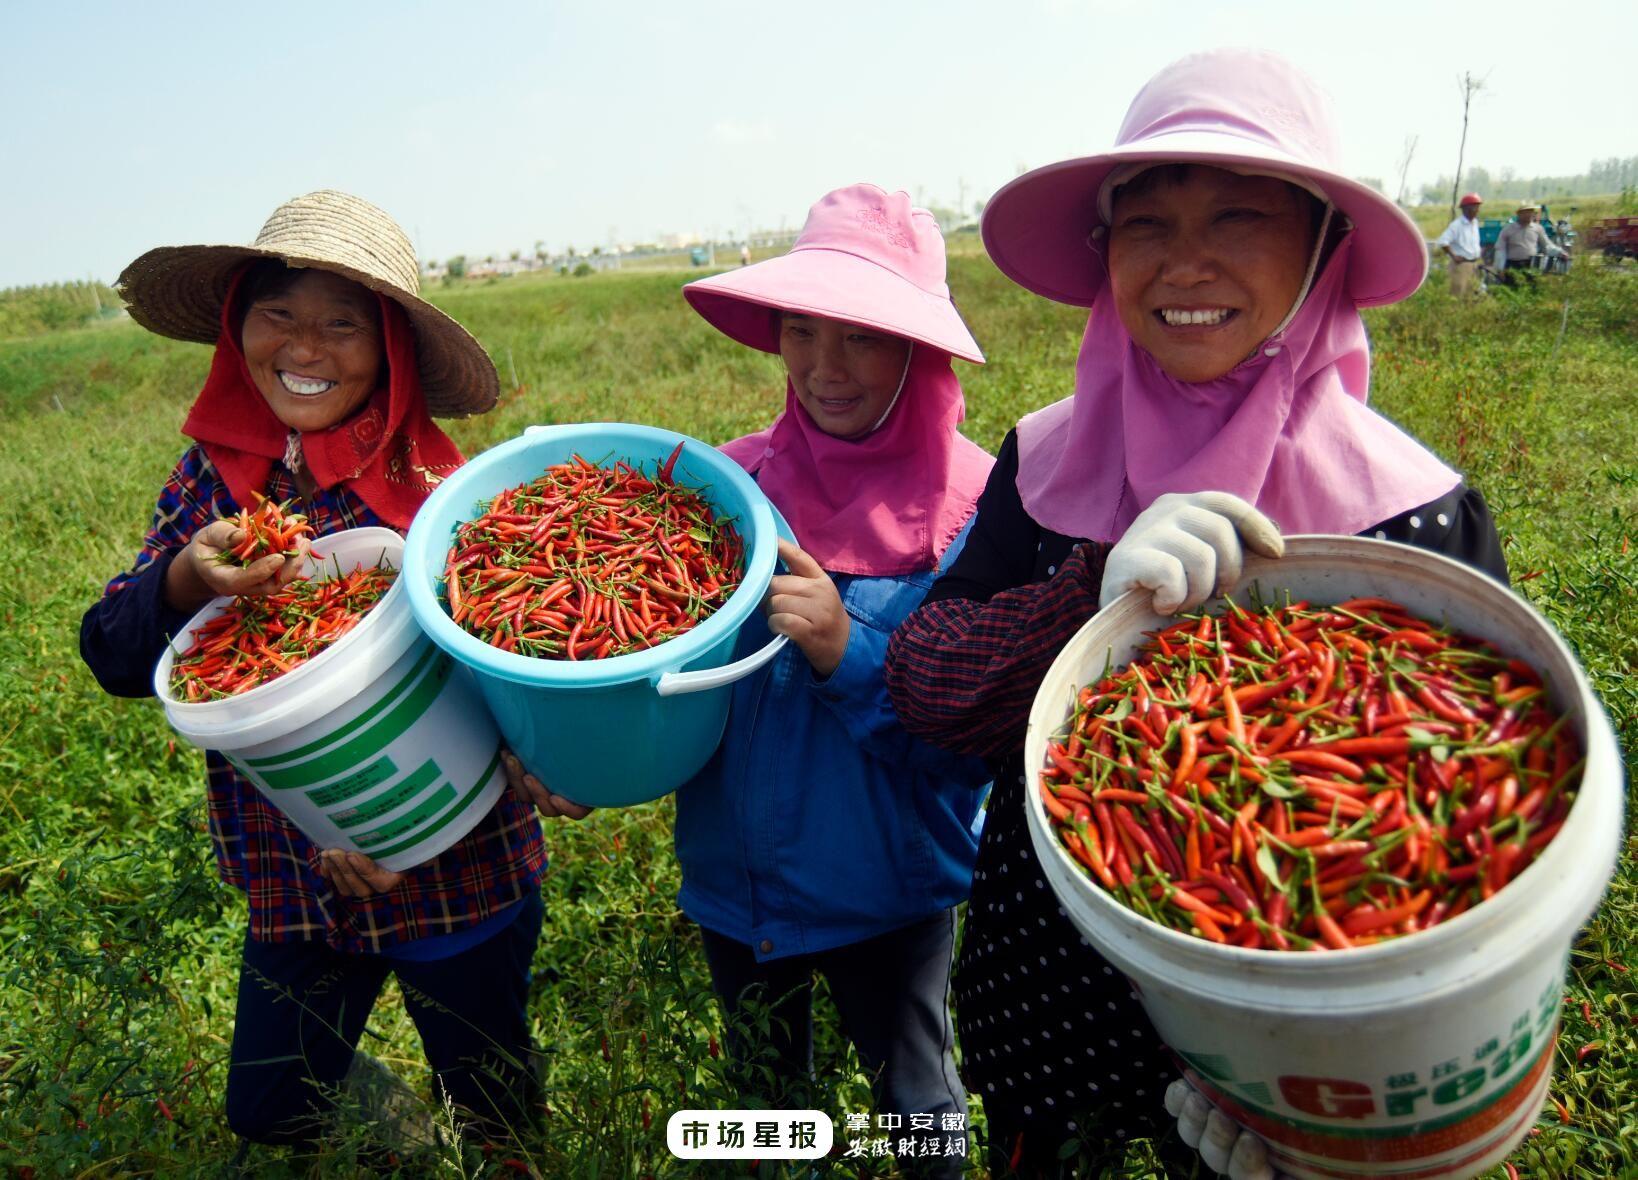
[168,565,397,701]
[1041,596,1583,951]
[214,494,313,567]
[441,445,744,660]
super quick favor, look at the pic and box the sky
[2,0,1632,289]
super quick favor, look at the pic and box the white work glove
[1165,1079,1290,1180]
[1100,492,1284,614]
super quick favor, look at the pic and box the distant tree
[573,261,594,277]
[534,240,547,262]
[509,249,521,262]
[1356,177,1385,194]
[446,255,467,279]
[1394,135,1418,206]
[1449,72,1487,220]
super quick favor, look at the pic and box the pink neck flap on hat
[1014,236,1459,544]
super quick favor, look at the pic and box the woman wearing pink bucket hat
[515,184,994,1171]
[887,50,1509,1176]
[686,185,993,1173]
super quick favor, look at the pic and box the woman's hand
[316,848,405,898]
[765,540,849,678]
[1100,492,1284,614]
[1165,1079,1289,1180]
[164,519,308,613]
[502,750,594,821]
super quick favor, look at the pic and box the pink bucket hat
[981,49,1428,309]
[685,183,984,363]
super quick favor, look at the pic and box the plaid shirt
[81,444,546,953]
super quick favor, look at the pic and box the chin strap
[1263,203,1338,345]
[865,343,915,435]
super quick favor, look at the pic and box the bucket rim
[1025,534,1626,974]
[154,526,408,714]
[402,422,779,689]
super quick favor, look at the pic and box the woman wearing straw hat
[80,191,546,1153]
[886,51,1510,1176]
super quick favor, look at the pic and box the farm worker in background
[885,50,1510,1178]
[1434,192,1484,297]
[740,242,752,266]
[506,184,994,1173]
[1495,202,1566,284]
[80,192,547,1154]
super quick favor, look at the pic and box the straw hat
[1516,201,1542,214]
[982,50,1430,310]
[118,190,497,417]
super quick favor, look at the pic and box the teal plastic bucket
[403,423,788,807]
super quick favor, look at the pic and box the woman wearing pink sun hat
[887,50,1509,1176]
[688,184,994,1174]
[522,184,995,1172]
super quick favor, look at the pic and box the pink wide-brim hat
[685,183,984,364]
[982,49,1429,310]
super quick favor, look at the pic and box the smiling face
[778,313,912,439]
[239,267,385,432]
[1107,166,1318,383]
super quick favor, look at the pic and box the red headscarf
[181,268,464,529]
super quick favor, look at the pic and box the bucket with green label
[155,527,505,872]
[1024,537,1624,1179]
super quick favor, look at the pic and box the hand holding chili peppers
[316,848,406,898]
[502,750,594,821]
[764,540,849,679]
[165,519,309,614]
[214,494,314,568]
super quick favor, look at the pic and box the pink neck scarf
[721,346,994,576]
[1015,236,1458,542]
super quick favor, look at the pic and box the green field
[1,252,1634,1178]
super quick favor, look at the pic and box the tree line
[1418,156,1638,205]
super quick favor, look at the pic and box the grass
[0,252,1634,1178]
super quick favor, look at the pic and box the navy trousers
[698,909,969,1177]
[226,891,542,1147]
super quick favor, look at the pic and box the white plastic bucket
[155,527,505,872]
[1024,536,1624,1179]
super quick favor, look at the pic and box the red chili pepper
[443,451,742,659]
[212,492,313,568]
[168,564,395,700]
[1041,597,1581,951]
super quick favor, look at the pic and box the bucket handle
[656,502,798,698]
[655,633,789,697]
